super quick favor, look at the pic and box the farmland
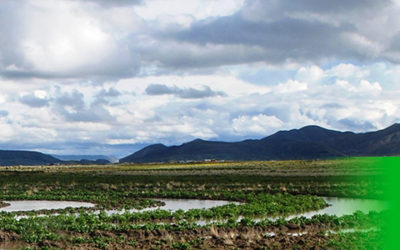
[0,157,391,249]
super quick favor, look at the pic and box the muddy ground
[0,224,382,249]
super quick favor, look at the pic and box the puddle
[105,199,238,215]
[154,198,237,212]
[146,197,387,218]
[137,198,236,212]
[0,196,388,223]
[0,200,95,212]
[286,197,388,220]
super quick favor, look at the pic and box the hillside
[0,150,61,166]
[119,123,400,163]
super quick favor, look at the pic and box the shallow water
[286,196,388,220]
[150,197,387,219]
[155,198,238,212]
[105,199,238,215]
[0,197,387,220]
[0,200,95,212]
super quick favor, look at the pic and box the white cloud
[0,0,141,78]
[334,79,382,96]
[327,63,370,78]
[0,95,6,104]
[359,80,382,94]
[135,0,244,22]
[0,61,399,155]
[274,80,308,94]
[0,0,400,155]
[295,65,324,83]
[115,73,270,97]
[232,114,283,135]
[33,90,48,99]
[20,1,114,73]
[0,123,14,142]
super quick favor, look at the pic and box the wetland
[0,157,391,249]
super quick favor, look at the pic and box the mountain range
[0,152,111,166]
[0,124,399,166]
[119,123,400,163]
[52,154,118,163]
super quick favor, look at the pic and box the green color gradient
[381,157,400,250]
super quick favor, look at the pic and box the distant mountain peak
[147,143,167,148]
[299,125,328,130]
[187,138,206,144]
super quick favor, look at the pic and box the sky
[1,0,400,157]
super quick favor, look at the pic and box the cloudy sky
[1,0,400,157]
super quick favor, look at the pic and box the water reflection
[0,197,388,220]
[105,199,238,215]
[0,200,95,212]
[286,197,388,220]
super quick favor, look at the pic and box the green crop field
[0,157,394,249]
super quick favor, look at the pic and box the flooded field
[0,196,386,218]
[0,158,389,249]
